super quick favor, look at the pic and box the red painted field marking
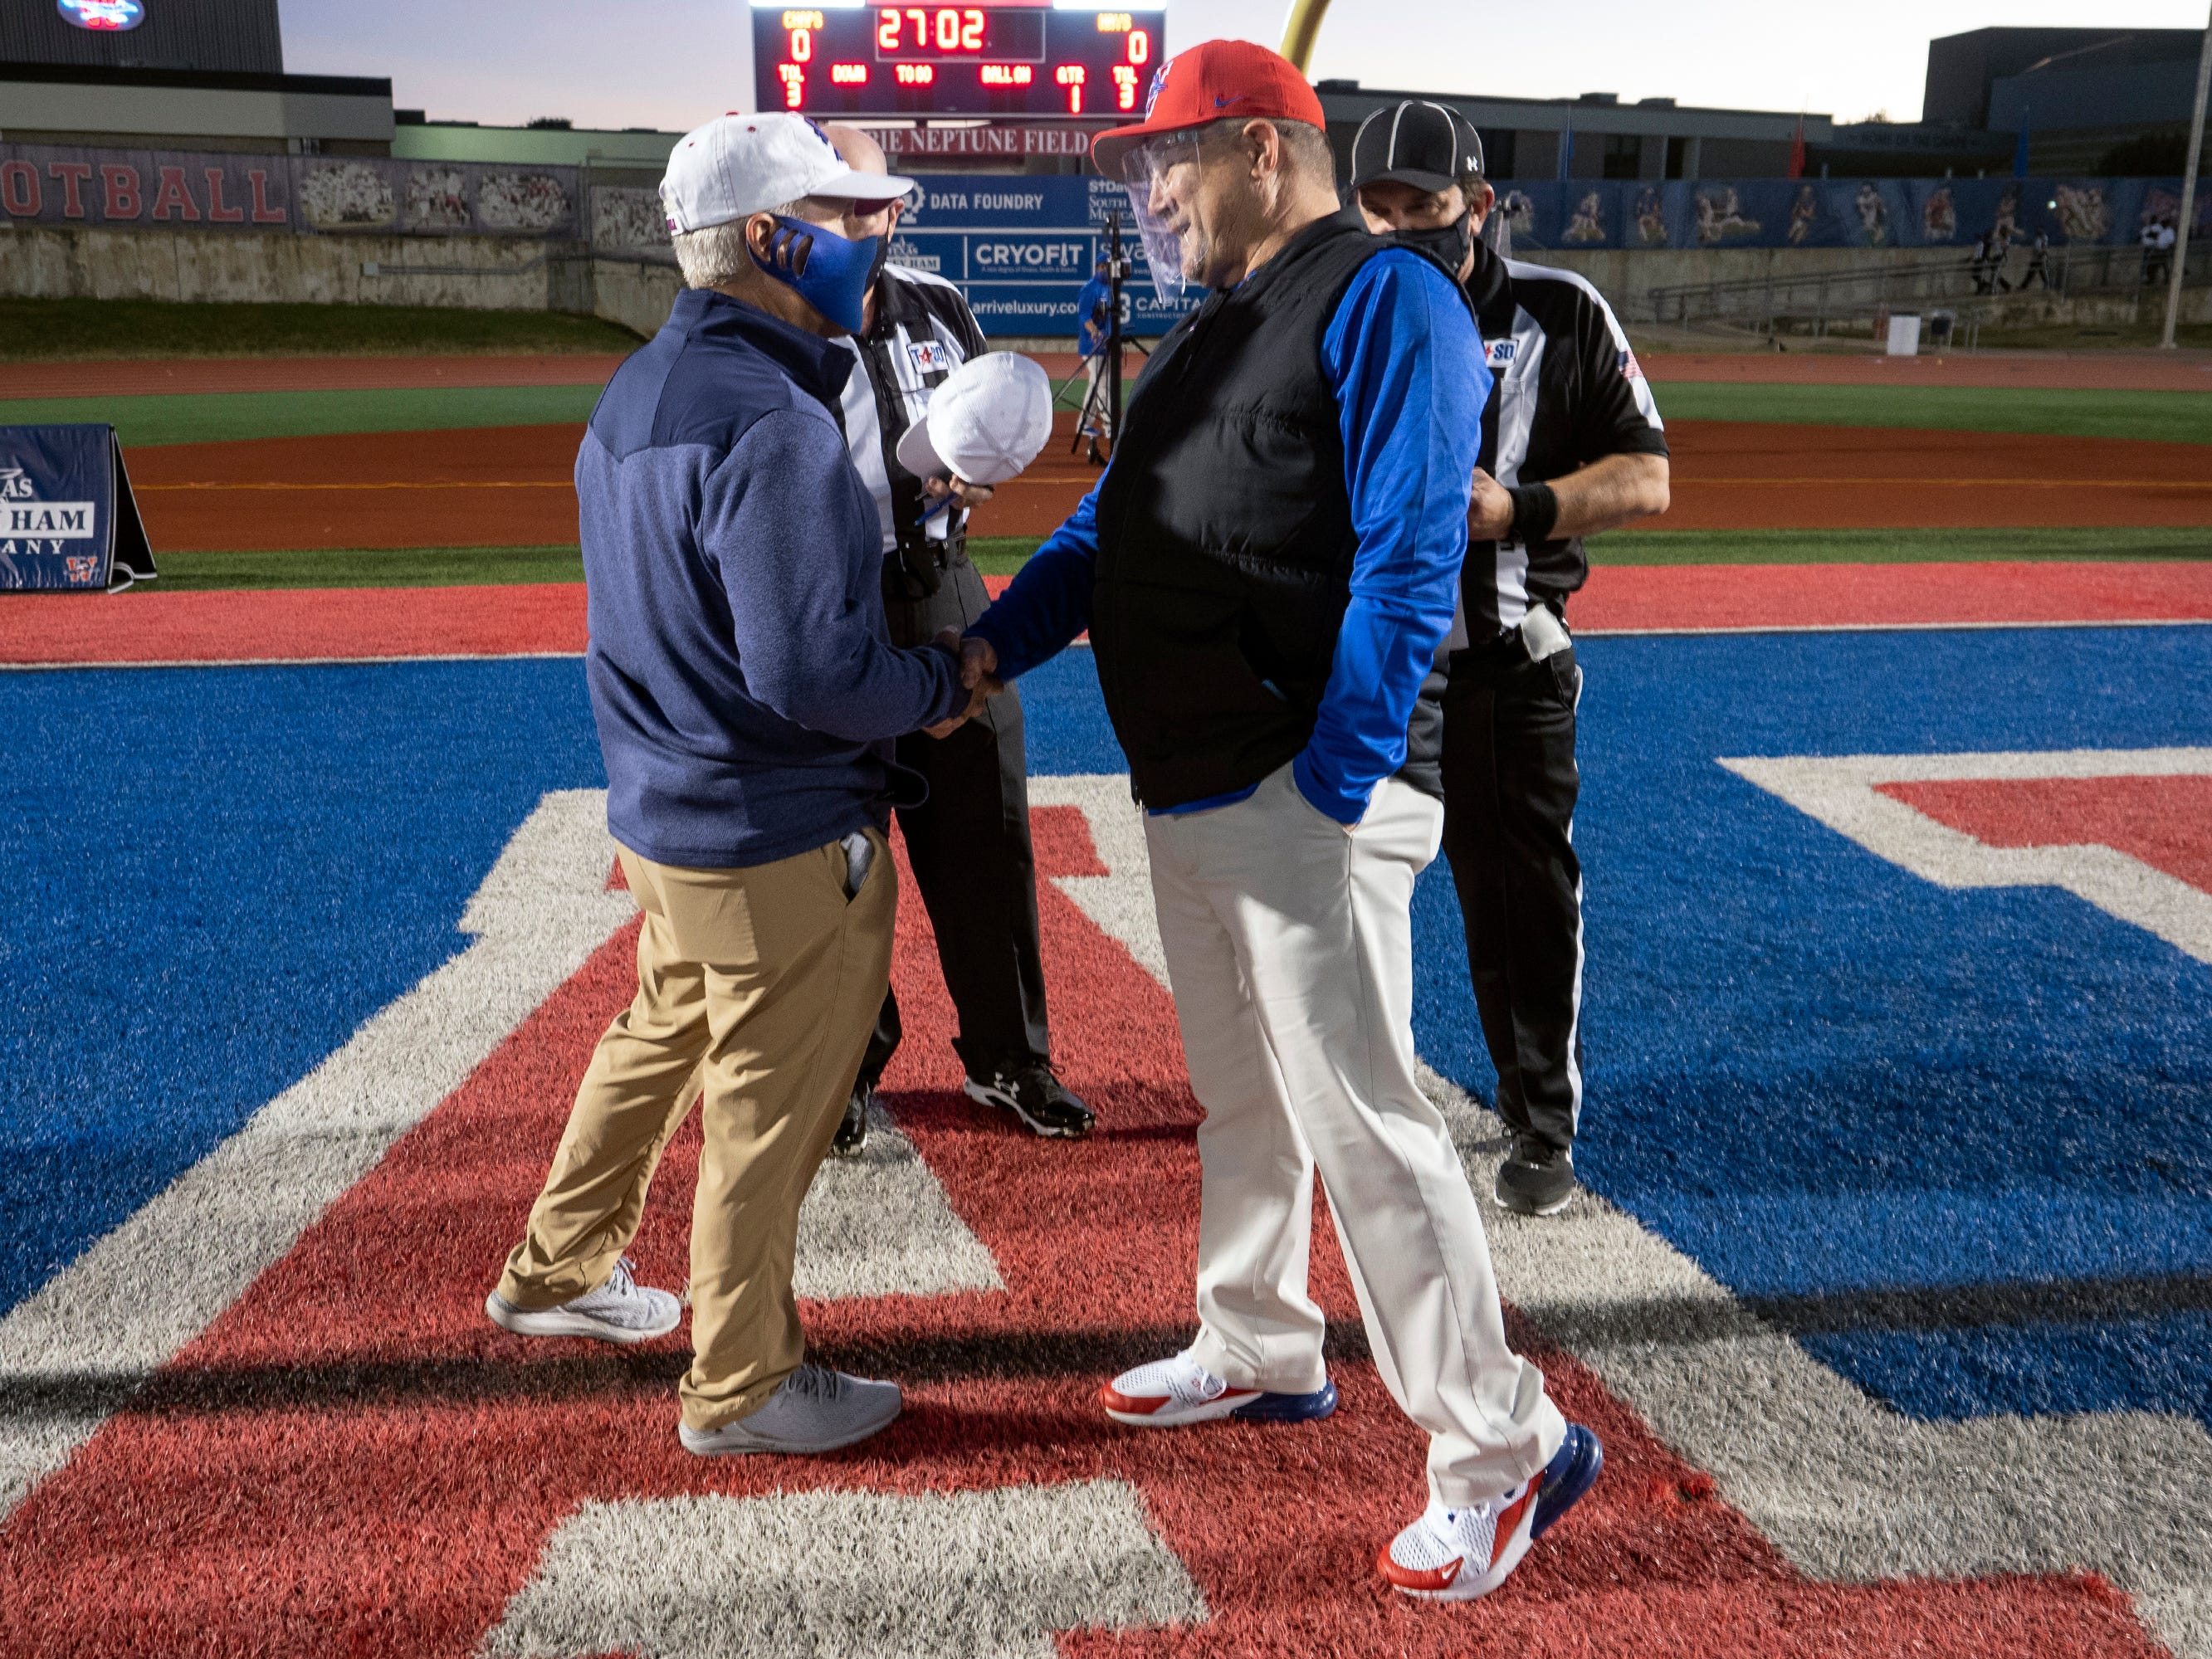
[0,810,2158,1657]
[1880,774,2212,895]
[2,563,2205,668]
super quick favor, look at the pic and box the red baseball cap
[1090,39,1326,177]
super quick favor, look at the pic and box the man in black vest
[1352,101,1671,1219]
[956,40,1600,1604]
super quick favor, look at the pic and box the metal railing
[1645,243,2212,339]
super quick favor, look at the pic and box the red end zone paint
[1880,774,2212,893]
[0,583,588,665]
[6,563,2208,667]
[0,824,2161,1655]
[1567,560,2212,634]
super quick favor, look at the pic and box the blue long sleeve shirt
[971,247,1488,825]
[579,287,966,869]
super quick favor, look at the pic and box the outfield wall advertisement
[1495,175,2206,253]
[1,143,2197,329]
[0,147,579,237]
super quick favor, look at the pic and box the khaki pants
[496,830,894,1432]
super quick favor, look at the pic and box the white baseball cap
[895,353,1055,486]
[661,113,918,236]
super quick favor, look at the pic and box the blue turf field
[4,627,2207,1428]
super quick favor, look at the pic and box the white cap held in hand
[896,354,1055,486]
[660,112,917,236]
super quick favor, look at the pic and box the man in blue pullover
[955,43,1602,1599]
[484,113,975,1459]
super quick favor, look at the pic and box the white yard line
[0,790,1001,1526]
[1039,771,2211,1659]
[481,1481,1205,1659]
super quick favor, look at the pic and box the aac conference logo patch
[57,0,144,30]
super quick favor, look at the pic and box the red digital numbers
[877,7,987,53]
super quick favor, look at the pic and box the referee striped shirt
[1440,242,1668,651]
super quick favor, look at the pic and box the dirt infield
[120,414,2212,553]
[971,417,2212,539]
[129,425,588,551]
[1627,351,2212,392]
[12,562,2210,666]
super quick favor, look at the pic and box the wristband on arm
[1506,482,1559,544]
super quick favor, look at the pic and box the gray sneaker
[484,1255,682,1344]
[677,1362,902,1457]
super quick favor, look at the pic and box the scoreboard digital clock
[754,3,1167,120]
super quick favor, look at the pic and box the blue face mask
[750,214,881,335]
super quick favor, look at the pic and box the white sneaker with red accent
[1099,1349,1337,1427]
[1379,1423,1604,1602]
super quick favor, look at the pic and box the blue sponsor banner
[0,424,154,593]
[889,173,1201,335]
[1492,175,2196,252]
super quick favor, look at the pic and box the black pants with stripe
[862,553,1052,1087]
[1439,636,1585,1159]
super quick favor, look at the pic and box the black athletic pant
[1439,633,1585,1159]
[861,554,1051,1086]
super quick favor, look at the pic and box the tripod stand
[1070,209,1138,465]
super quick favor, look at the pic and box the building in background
[1313,85,1823,182]
[1935,27,2210,175]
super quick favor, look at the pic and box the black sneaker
[962,1061,1094,1139]
[1494,1139,1576,1217]
[1085,437,1106,466]
[832,1080,873,1159]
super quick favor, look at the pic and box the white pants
[1144,764,1565,1505]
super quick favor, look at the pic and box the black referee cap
[1349,100,1484,196]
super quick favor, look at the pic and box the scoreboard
[753,3,1167,120]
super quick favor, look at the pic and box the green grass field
[138,527,2209,592]
[1649,383,2212,445]
[10,378,2200,451]
[0,385,606,448]
[0,299,643,362]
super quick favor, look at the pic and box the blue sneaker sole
[1228,1378,1338,1422]
[1531,1422,1604,1539]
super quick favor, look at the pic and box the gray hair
[1196,116,1337,193]
[671,198,811,290]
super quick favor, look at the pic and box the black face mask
[1394,211,1474,276]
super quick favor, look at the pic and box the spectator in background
[2020,229,2051,291]
[2144,215,2178,288]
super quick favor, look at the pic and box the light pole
[2162,0,2212,349]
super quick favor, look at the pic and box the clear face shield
[1118,129,1205,305]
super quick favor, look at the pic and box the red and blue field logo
[0,610,2207,1654]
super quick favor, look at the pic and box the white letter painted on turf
[484,1481,1208,1658]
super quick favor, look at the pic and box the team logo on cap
[1144,61,1170,117]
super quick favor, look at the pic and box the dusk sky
[276,0,2210,134]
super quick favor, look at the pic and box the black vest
[1091,209,1413,810]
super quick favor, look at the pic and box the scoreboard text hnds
[754,3,1166,120]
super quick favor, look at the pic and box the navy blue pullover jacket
[579,286,966,870]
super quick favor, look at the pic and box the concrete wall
[2,223,2200,338]
[0,223,625,317]
[1529,244,2212,326]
